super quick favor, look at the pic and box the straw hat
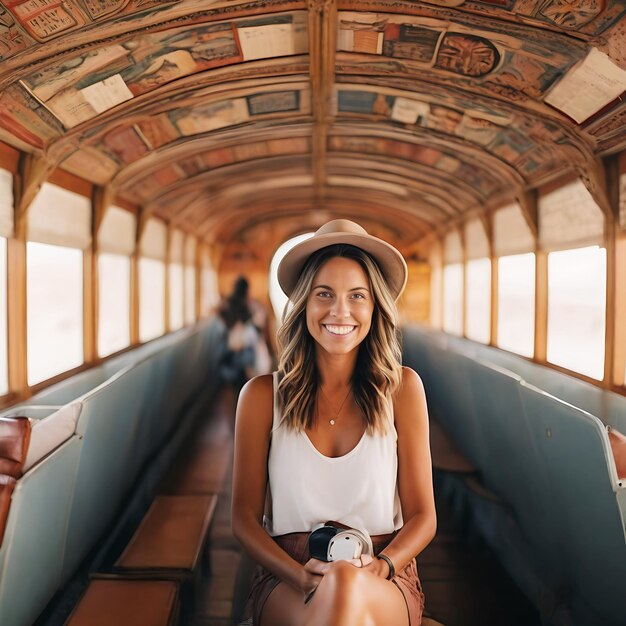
[277,219,408,300]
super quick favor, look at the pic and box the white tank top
[265,373,403,536]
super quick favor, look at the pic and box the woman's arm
[366,366,437,579]
[231,375,320,596]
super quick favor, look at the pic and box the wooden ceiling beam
[13,153,55,240]
[204,210,428,247]
[151,179,471,238]
[110,124,315,190]
[92,185,116,244]
[477,211,493,246]
[141,156,313,212]
[194,190,430,242]
[308,0,337,202]
[170,193,207,227]
[516,188,539,240]
[134,142,486,217]
[135,206,151,247]
[603,154,620,223]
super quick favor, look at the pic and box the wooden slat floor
[174,389,541,626]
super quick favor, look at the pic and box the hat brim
[277,231,407,301]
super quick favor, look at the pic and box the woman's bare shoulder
[399,366,425,395]
[236,374,274,430]
[241,373,274,397]
[393,366,428,428]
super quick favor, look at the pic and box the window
[0,238,7,395]
[443,263,463,336]
[442,229,463,336]
[169,229,184,330]
[547,246,606,380]
[465,258,491,344]
[139,258,165,342]
[184,236,196,325]
[497,253,535,358]
[539,180,604,252]
[428,243,443,329]
[185,265,196,325]
[464,218,490,343]
[169,263,184,330]
[28,183,91,249]
[0,169,12,239]
[494,203,534,259]
[27,242,83,385]
[200,246,219,316]
[98,253,131,357]
[139,218,167,342]
[97,206,135,355]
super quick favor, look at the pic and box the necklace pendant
[329,419,336,426]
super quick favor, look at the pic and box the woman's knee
[316,563,407,623]
[317,561,368,609]
[326,561,366,588]
[303,563,367,626]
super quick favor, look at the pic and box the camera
[308,524,374,561]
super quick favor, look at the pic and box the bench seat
[0,320,225,626]
[403,324,626,625]
[65,578,179,626]
[114,495,218,580]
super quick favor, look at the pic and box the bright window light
[201,264,218,315]
[139,258,165,342]
[185,265,196,325]
[98,253,130,357]
[169,263,184,330]
[465,258,491,344]
[0,238,7,395]
[547,246,606,380]
[269,232,313,321]
[27,242,83,385]
[497,253,535,358]
[443,263,463,336]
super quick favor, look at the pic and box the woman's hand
[301,555,372,603]
[304,558,333,576]
[300,559,326,601]
[304,555,373,575]
[361,554,391,578]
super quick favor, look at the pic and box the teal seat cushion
[0,437,82,626]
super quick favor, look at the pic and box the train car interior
[0,1,625,625]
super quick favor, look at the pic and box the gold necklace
[318,386,352,426]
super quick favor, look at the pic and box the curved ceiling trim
[0,0,624,243]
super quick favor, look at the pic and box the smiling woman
[231,220,436,626]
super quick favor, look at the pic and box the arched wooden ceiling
[1,0,625,247]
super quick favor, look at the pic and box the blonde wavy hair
[276,244,403,433]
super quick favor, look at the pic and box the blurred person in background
[218,276,272,395]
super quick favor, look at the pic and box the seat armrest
[0,417,32,478]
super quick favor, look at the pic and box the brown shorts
[243,531,424,625]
